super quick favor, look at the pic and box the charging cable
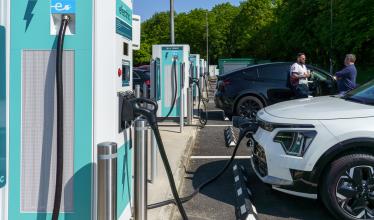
[52,14,70,220]
[130,98,188,220]
[189,77,209,127]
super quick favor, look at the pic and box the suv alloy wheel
[236,96,263,119]
[321,154,374,220]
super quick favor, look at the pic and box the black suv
[214,62,337,118]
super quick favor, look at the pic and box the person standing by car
[290,53,311,98]
[335,54,357,94]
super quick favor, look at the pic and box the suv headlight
[274,131,317,157]
[257,118,274,132]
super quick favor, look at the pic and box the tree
[230,0,276,57]
[209,3,240,63]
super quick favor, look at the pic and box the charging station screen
[122,60,130,87]
[0,26,6,188]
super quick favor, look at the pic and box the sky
[133,0,241,21]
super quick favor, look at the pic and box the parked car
[214,62,337,118]
[133,68,150,97]
[250,79,374,220]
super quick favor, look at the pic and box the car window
[309,68,329,81]
[241,68,258,80]
[344,80,374,105]
[133,71,140,80]
[259,65,289,80]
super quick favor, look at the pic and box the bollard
[142,83,148,98]
[149,129,158,183]
[97,142,117,220]
[135,84,141,98]
[200,75,204,98]
[180,63,185,133]
[180,88,184,133]
[134,119,148,220]
[187,87,193,125]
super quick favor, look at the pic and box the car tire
[235,96,264,119]
[320,153,374,220]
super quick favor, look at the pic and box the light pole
[206,11,209,70]
[170,0,175,44]
[330,0,333,75]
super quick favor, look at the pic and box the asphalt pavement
[172,79,335,220]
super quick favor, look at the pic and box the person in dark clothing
[335,54,357,94]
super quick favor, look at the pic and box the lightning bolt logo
[24,0,38,31]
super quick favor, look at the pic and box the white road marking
[204,124,231,127]
[190,156,252,159]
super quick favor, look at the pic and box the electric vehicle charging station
[151,45,190,119]
[0,0,140,219]
[0,0,7,204]
[189,54,200,99]
[199,59,207,97]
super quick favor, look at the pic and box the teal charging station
[152,45,190,118]
[189,54,200,98]
[0,24,6,190]
[1,0,139,219]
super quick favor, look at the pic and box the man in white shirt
[290,53,311,98]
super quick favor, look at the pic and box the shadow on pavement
[187,159,335,220]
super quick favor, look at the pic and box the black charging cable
[147,118,257,209]
[52,14,70,220]
[189,77,208,127]
[130,98,188,220]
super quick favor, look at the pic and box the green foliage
[134,0,374,78]
[209,3,240,61]
[230,0,275,57]
[175,9,208,57]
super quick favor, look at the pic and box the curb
[158,123,199,220]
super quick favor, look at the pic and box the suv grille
[253,142,268,177]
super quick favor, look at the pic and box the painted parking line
[204,124,231,127]
[190,156,252,159]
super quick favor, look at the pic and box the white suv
[251,80,374,220]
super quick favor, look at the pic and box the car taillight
[145,80,150,86]
[218,79,231,92]
[223,79,231,86]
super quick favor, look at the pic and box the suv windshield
[342,80,374,105]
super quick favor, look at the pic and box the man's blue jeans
[293,84,309,98]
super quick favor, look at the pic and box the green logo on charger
[119,6,130,21]
[116,0,132,26]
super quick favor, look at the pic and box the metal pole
[180,63,184,133]
[200,65,204,99]
[143,83,148,98]
[135,84,141,98]
[329,0,334,75]
[170,0,175,44]
[187,87,193,125]
[206,11,209,72]
[134,119,148,220]
[149,129,158,183]
[97,142,117,220]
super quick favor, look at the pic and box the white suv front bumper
[250,119,338,187]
